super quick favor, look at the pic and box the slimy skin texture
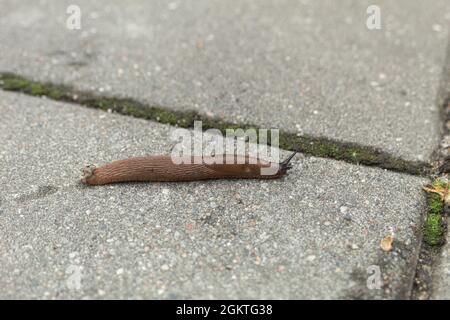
[81,152,297,186]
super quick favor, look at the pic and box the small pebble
[432,24,442,32]
[161,264,170,271]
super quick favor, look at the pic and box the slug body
[81,152,297,186]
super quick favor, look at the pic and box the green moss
[423,183,446,247]
[1,77,30,91]
[47,88,65,100]
[432,179,448,190]
[29,83,46,95]
[428,195,443,217]
[0,71,431,176]
[0,73,68,100]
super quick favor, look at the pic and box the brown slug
[81,151,297,186]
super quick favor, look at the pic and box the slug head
[278,150,298,175]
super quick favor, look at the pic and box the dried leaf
[380,235,394,252]
[423,183,449,203]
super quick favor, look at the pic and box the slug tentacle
[279,151,298,171]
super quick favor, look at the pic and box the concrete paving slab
[0,91,427,299]
[0,0,448,162]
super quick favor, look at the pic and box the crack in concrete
[411,38,450,300]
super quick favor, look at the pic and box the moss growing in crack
[424,194,444,246]
[0,72,431,176]
[423,181,447,247]
[2,77,30,91]
[0,72,68,100]
[30,83,46,96]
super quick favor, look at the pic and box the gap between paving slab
[0,72,430,176]
[0,90,428,299]
[412,39,450,300]
[431,213,450,299]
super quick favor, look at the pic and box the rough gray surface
[0,91,427,299]
[0,0,449,162]
[432,217,450,300]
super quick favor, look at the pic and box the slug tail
[80,165,98,185]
